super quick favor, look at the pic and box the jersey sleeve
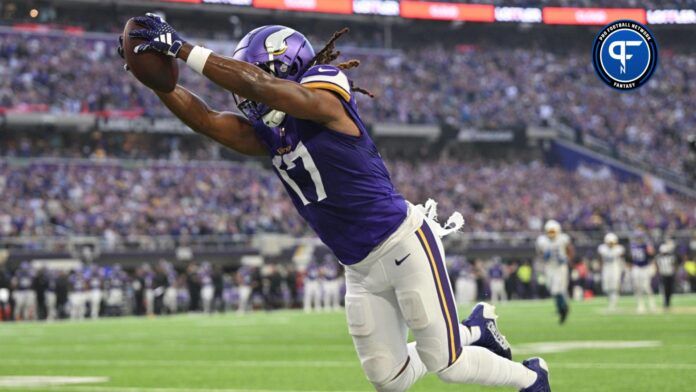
[300,65,352,102]
[561,233,571,246]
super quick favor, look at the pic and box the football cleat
[520,357,550,392]
[462,302,512,360]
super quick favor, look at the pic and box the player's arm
[566,242,575,263]
[154,85,266,156]
[117,34,266,156]
[126,14,358,136]
[178,45,351,129]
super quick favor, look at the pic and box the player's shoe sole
[520,357,550,392]
[462,302,512,360]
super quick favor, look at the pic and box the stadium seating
[1,30,693,179]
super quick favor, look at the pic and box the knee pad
[346,295,398,384]
[396,290,430,331]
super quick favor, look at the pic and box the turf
[2,295,696,392]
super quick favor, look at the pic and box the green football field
[2,295,696,392]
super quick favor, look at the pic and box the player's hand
[117,35,130,71]
[129,13,185,58]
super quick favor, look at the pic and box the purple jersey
[489,264,504,280]
[322,261,339,280]
[305,262,320,281]
[630,243,651,267]
[16,269,34,290]
[238,266,254,286]
[253,65,407,265]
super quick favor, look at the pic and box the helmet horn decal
[265,28,295,57]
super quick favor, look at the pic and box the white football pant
[323,278,342,311]
[489,279,507,303]
[13,290,36,321]
[303,280,322,313]
[632,265,656,313]
[345,204,536,392]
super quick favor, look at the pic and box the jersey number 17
[272,141,327,205]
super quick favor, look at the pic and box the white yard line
[0,359,357,368]
[554,362,696,370]
[0,386,364,392]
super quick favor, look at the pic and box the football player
[628,232,657,313]
[488,258,507,303]
[598,233,625,311]
[536,220,574,324]
[12,261,36,321]
[236,264,255,314]
[321,256,342,311]
[68,269,86,320]
[655,238,678,310]
[302,260,322,313]
[119,15,549,391]
[85,266,103,319]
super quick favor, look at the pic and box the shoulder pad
[300,65,351,102]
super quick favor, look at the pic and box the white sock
[438,346,537,389]
[459,323,480,346]
[375,343,428,392]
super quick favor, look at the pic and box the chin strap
[415,198,465,238]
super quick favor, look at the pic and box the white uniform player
[536,220,573,324]
[598,233,625,311]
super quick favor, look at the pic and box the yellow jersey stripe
[302,81,351,102]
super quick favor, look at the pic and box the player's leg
[26,291,37,320]
[344,264,427,392]
[314,282,323,311]
[644,268,657,311]
[334,280,342,310]
[91,290,101,319]
[551,264,569,323]
[45,292,56,321]
[632,267,646,313]
[390,220,540,389]
[237,285,249,314]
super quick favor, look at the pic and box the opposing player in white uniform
[536,220,574,324]
[598,233,625,311]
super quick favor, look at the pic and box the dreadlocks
[309,28,375,98]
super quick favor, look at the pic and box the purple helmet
[232,25,316,127]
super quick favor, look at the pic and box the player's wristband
[186,45,213,75]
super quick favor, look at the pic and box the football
[122,17,179,93]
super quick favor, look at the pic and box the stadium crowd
[0,157,693,241]
[1,31,694,178]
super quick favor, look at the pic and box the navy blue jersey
[305,262,320,281]
[238,266,254,286]
[489,264,504,280]
[630,243,651,267]
[16,269,33,290]
[253,65,407,265]
[321,261,339,280]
